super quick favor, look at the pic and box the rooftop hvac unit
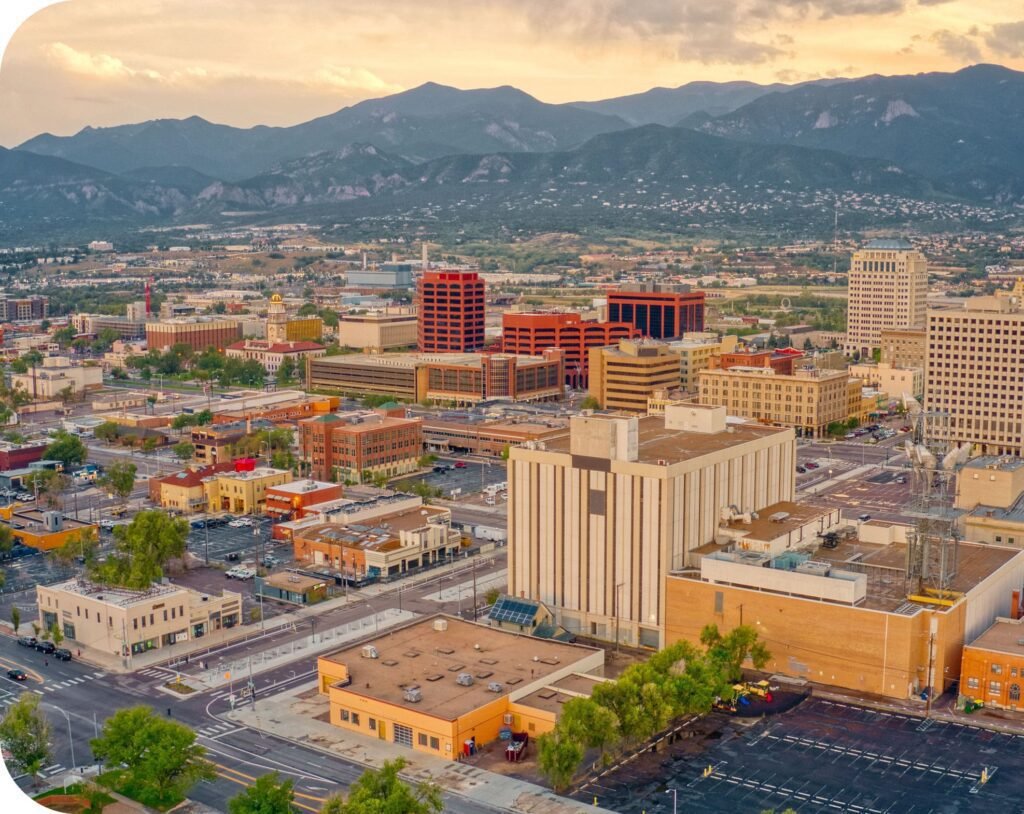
[487,682,503,693]
[403,688,422,703]
[769,512,790,523]
[361,645,379,659]
[433,619,448,632]
[456,673,474,686]
[43,511,63,533]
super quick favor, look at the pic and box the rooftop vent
[433,619,448,632]
[361,645,379,659]
[487,682,503,693]
[769,512,791,523]
[456,673,474,686]
[403,688,422,703]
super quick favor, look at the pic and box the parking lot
[185,519,287,567]
[397,456,507,498]
[576,697,1024,813]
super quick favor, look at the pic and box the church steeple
[267,293,287,343]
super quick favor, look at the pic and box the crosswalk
[40,672,106,692]
[138,667,174,679]
[196,721,240,738]
[42,763,66,776]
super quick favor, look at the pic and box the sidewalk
[226,683,614,814]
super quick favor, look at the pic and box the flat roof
[968,618,1024,657]
[44,579,185,608]
[322,615,601,721]
[542,413,791,465]
[267,479,336,496]
[263,572,327,592]
[963,456,1024,473]
[298,507,449,550]
[723,501,833,542]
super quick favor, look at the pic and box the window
[351,713,360,726]
[418,733,428,746]
[133,618,138,630]
[992,664,1003,675]
[369,718,376,731]
[340,709,350,722]
[989,680,1002,694]
[1011,684,1021,703]
[430,736,439,750]
[967,677,979,689]
[393,723,413,748]
[714,591,724,614]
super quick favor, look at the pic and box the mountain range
[4,64,1024,239]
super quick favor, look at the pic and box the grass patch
[97,769,184,812]
[164,680,196,695]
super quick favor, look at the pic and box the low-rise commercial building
[307,351,564,406]
[588,339,682,412]
[255,572,329,606]
[880,327,926,370]
[0,440,48,471]
[299,412,423,484]
[336,309,418,352]
[670,333,738,393]
[225,339,325,376]
[317,615,604,759]
[146,317,242,353]
[0,507,98,552]
[849,362,923,399]
[698,365,852,438]
[37,579,242,658]
[211,394,338,425]
[11,356,103,400]
[265,479,344,520]
[960,617,1024,711]
[420,416,567,457]
[148,462,238,514]
[190,419,276,466]
[203,466,293,515]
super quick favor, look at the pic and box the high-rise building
[501,311,638,388]
[606,283,704,339]
[417,270,485,352]
[588,339,682,412]
[507,406,795,648]
[845,239,928,357]
[0,295,48,323]
[925,293,1024,455]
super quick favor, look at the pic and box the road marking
[93,672,105,678]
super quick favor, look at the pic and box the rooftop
[226,340,324,353]
[45,579,185,607]
[311,352,554,371]
[967,618,1024,657]
[267,479,337,496]
[297,506,449,550]
[963,456,1024,473]
[263,572,328,592]
[721,501,833,542]
[864,238,914,250]
[968,491,1024,524]
[210,467,290,482]
[320,615,601,720]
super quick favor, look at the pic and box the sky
[0,0,1023,146]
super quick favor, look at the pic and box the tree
[700,624,771,683]
[558,697,619,762]
[90,511,190,589]
[141,436,159,454]
[94,421,121,444]
[52,325,77,348]
[24,470,69,509]
[320,759,441,814]
[91,706,215,804]
[49,621,64,648]
[536,731,584,793]
[0,692,52,782]
[11,606,20,634]
[275,356,298,386]
[211,301,227,315]
[99,461,137,501]
[45,430,87,468]
[49,528,100,568]
[228,771,294,814]
[579,395,601,410]
[172,442,196,461]
[8,358,27,374]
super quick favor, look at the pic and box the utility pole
[204,521,210,566]
[925,624,937,717]
[471,556,478,621]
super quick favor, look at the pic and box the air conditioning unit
[403,688,422,703]
[487,682,503,693]
[433,619,448,632]
[361,645,379,659]
[456,673,474,686]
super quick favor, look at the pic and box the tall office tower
[845,239,928,357]
[606,283,705,339]
[416,270,486,352]
[926,292,1024,456]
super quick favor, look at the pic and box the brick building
[146,318,243,353]
[501,311,638,388]
[265,480,344,520]
[607,283,705,339]
[417,270,485,352]
[299,412,423,484]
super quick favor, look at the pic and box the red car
[454,461,467,469]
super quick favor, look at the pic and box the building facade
[202,467,293,515]
[845,239,928,356]
[146,318,243,353]
[299,412,423,483]
[698,365,852,438]
[0,296,48,323]
[10,356,103,400]
[500,312,638,388]
[671,333,738,393]
[417,270,486,352]
[606,283,705,339]
[265,480,344,520]
[588,339,682,412]
[879,327,926,370]
[336,309,418,352]
[508,407,795,648]
[848,362,924,399]
[961,617,1024,711]
[225,339,325,375]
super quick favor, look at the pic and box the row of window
[337,709,442,751]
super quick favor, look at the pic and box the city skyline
[0,0,1022,145]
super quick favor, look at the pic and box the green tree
[536,731,584,793]
[9,357,27,374]
[24,469,69,509]
[211,301,227,315]
[11,605,20,634]
[94,421,121,444]
[0,693,52,782]
[275,356,298,386]
[90,511,190,589]
[91,706,215,805]
[49,528,100,568]
[320,759,441,814]
[700,624,771,683]
[99,461,137,501]
[558,697,619,762]
[52,325,77,348]
[49,621,64,648]
[228,771,294,814]
[579,395,601,410]
[484,587,501,606]
[141,436,159,454]
[44,430,88,468]
[172,442,196,461]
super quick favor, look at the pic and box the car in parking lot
[225,552,240,562]
[454,461,467,468]
[805,462,819,470]
[262,555,280,568]
[34,641,55,654]
[17,636,36,648]
[858,513,872,522]
[226,566,255,580]
[54,648,72,662]
[6,668,27,681]
[796,465,807,474]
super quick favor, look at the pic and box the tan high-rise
[845,239,928,357]
[926,294,1024,455]
[588,339,682,412]
[507,406,795,649]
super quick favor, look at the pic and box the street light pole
[666,788,678,814]
[50,705,75,773]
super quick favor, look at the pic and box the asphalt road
[1,552,509,812]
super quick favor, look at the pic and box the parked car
[225,552,240,562]
[858,513,872,522]
[796,465,807,474]
[6,668,27,681]
[17,636,36,648]
[54,648,72,662]
[35,641,55,654]
[805,462,819,470]
[262,555,280,568]
[432,466,446,474]
[454,461,467,469]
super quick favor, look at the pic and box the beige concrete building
[845,239,928,356]
[697,365,852,438]
[880,327,926,370]
[203,467,294,515]
[37,579,242,659]
[848,362,924,399]
[10,356,103,400]
[668,333,738,393]
[336,309,418,352]
[926,294,1024,455]
[508,405,795,648]
[958,457,1024,546]
[588,339,682,412]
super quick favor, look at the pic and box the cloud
[311,66,403,94]
[930,29,981,61]
[45,42,163,81]
[985,20,1024,57]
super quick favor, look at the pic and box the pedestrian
[166,707,171,716]
[44,659,48,667]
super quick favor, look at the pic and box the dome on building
[270,293,283,303]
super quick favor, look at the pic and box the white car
[228,520,245,528]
